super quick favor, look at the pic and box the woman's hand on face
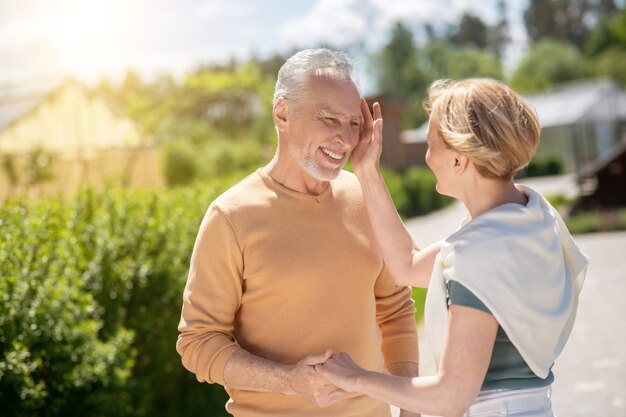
[351,99,383,175]
[314,352,365,393]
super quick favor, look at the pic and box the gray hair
[273,48,360,105]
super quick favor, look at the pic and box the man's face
[284,75,362,182]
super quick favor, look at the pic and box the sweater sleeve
[176,203,244,385]
[374,264,419,366]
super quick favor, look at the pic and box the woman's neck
[460,177,527,219]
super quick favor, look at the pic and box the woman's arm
[316,305,499,417]
[354,100,439,287]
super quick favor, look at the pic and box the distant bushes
[162,139,268,186]
[525,155,564,177]
[382,165,454,219]
[565,207,626,234]
[544,193,626,234]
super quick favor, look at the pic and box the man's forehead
[315,105,363,120]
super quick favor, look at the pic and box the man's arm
[176,204,344,406]
[223,349,347,407]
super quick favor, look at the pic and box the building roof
[526,79,626,127]
[402,78,626,144]
[0,78,64,131]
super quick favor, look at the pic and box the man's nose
[336,124,356,148]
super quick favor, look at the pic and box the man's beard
[302,155,344,182]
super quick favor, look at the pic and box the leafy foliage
[510,40,590,93]
[0,177,244,417]
[0,201,135,417]
[402,167,453,216]
[525,155,565,177]
[524,0,619,50]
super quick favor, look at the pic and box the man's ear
[273,97,289,129]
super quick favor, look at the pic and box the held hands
[314,351,365,393]
[289,350,348,407]
[352,99,384,175]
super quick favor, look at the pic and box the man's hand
[288,350,348,407]
[399,409,421,417]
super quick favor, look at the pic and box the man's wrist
[282,363,298,395]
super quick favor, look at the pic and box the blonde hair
[424,78,540,181]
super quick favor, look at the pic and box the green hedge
[525,155,564,177]
[0,178,241,417]
[380,165,453,219]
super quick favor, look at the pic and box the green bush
[526,155,564,177]
[0,202,135,417]
[0,178,243,417]
[380,166,410,218]
[565,207,626,234]
[162,141,199,186]
[403,166,453,217]
[162,139,269,187]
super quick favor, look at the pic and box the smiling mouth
[321,147,344,161]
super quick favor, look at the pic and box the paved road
[393,175,626,416]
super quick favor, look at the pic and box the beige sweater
[177,169,419,417]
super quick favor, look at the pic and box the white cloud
[279,0,369,49]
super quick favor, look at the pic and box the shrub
[565,207,626,234]
[0,202,135,417]
[380,166,410,218]
[0,177,242,417]
[162,141,198,186]
[526,155,564,177]
[403,166,453,217]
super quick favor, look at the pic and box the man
[176,48,419,417]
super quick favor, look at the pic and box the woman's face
[425,118,459,198]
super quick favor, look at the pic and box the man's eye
[351,122,361,129]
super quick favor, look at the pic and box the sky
[0,0,530,92]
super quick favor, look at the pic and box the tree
[373,22,428,100]
[422,43,503,81]
[593,47,626,86]
[371,21,430,128]
[448,13,489,49]
[441,8,509,58]
[510,40,590,93]
[585,6,626,56]
[488,0,511,58]
[524,0,620,50]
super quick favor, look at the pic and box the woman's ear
[273,97,289,129]
[453,153,469,174]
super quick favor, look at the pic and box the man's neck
[262,155,330,196]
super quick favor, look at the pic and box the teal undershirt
[447,280,554,391]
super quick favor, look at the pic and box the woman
[315,79,589,417]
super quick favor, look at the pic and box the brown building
[364,94,426,171]
[578,137,626,207]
